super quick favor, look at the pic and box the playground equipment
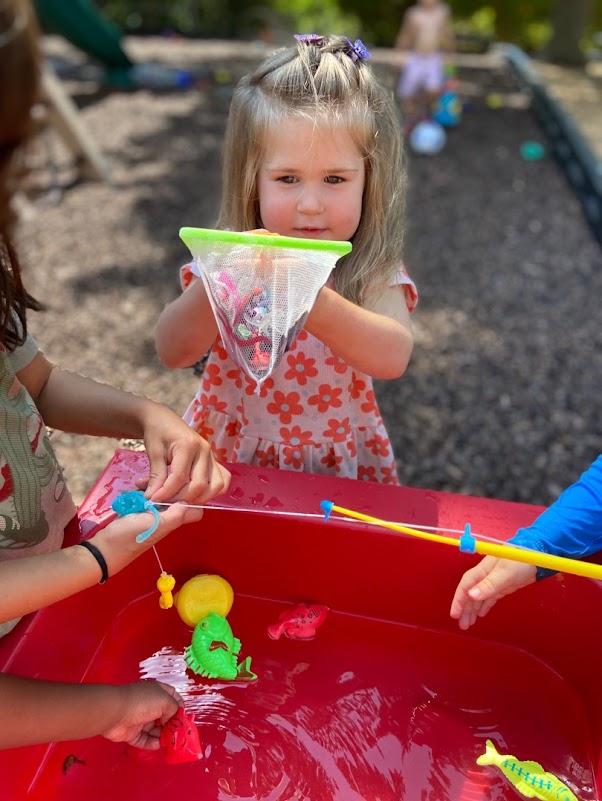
[34,0,133,77]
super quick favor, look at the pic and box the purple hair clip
[344,37,371,62]
[294,34,325,46]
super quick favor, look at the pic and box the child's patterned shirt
[0,336,76,636]
[180,263,417,483]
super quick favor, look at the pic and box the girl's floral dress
[180,264,417,484]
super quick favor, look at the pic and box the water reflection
[136,607,596,801]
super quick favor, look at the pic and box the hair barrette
[294,33,325,45]
[344,37,371,62]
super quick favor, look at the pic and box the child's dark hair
[0,0,44,351]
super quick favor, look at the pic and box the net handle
[180,227,352,257]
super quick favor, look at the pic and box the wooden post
[41,68,112,184]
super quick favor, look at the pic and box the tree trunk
[545,0,593,66]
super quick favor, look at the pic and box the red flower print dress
[180,265,417,484]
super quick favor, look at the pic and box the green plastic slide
[34,0,133,69]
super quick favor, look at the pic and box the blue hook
[459,523,476,554]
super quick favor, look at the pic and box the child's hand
[101,680,182,750]
[90,502,204,578]
[449,556,537,630]
[135,405,231,505]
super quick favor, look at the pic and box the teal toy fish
[477,740,578,801]
[184,612,257,681]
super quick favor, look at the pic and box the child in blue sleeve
[450,455,602,630]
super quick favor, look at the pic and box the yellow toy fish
[477,740,578,801]
[157,572,176,610]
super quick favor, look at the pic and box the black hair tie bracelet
[79,541,109,584]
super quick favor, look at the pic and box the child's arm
[17,353,230,504]
[155,276,218,368]
[305,285,413,379]
[450,454,602,629]
[441,5,456,53]
[508,454,602,557]
[0,503,202,623]
[0,674,180,750]
[395,9,415,50]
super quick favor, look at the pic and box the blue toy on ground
[433,90,462,127]
[409,120,447,155]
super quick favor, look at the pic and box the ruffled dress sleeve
[180,261,200,290]
[390,265,418,313]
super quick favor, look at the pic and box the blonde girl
[156,35,417,484]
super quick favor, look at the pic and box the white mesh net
[180,229,352,389]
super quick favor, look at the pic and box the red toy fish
[267,603,329,641]
[160,706,202,764]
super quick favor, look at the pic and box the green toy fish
[184,612,257,682]
[477,740,578,801]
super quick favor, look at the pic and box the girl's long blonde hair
[218,35,406,306]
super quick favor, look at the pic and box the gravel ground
[19,36,602,506]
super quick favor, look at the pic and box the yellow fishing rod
[320,500,602,581]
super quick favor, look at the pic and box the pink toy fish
[160,707,202,764]
[267,603,329,641]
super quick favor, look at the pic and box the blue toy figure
[112,490,161,543]
[433,90,461,127]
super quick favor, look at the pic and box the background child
[450,455,602,630]
[395,0,455,128]
[0,0,230,750]
[155,34,417,485]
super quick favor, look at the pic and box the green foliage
[94,0,602,50]
[271,0,360,39]
[96,0,359,38]
[451,4,552,52]
[522,20,552,52]
[453,6,494,38]
[97,0,191,33]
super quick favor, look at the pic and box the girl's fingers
[185,458,231,505]
[174,451,212,504]
[135,476,150,491]
[150,460,193,502]
[143,441,170,497]
[149,451,231,506]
